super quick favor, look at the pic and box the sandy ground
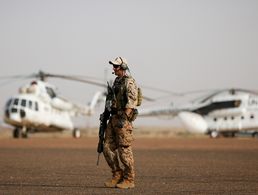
[0,129,258,194]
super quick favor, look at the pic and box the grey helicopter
[139,88,258,138]
[1,71,106,138]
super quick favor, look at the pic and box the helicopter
[2,71,106,138]
[138,88,258,138]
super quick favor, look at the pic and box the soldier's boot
[116,179,135,189]
[104,170,123,188]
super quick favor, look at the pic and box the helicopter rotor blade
[44,73,107,88]
[22,70,106,87]
[0,75,35,87]
[140,84,183,96]
[35,71,155,101]
[1,70,155,102]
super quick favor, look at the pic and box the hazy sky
[0,0,258,127]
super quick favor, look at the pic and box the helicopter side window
[35,102,39,111]
[6,99,13,107]
[13,98,19,106]
[21,99,26,107]
[194,100,242,115]
[46,87,56,98]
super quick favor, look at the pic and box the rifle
[96,82,114,165]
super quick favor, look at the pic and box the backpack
[137,87,143,106]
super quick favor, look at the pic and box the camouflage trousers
[103,114,135,181]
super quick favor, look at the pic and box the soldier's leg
[103,118,123,187]
[118,145,135,181]
[103,119,121,172]
[116,122,135,189]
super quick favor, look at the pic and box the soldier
[103,57,139,189]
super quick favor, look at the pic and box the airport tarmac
[0,136,258,194]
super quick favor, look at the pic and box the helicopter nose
[178,111,208,134]
[6,111,21,122]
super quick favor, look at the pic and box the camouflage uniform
[103,75,138,184]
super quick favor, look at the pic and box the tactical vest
[112,76,128,110]
[112,75,142,110]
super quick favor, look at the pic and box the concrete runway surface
[0,136,258,194]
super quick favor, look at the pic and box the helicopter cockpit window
[6,99,12,107]
[13,98,19,106]
[46,87,56,98]
[29,100,33,109]
[21,99,26,107]
[11,108,18,113]
[35,102,39,111]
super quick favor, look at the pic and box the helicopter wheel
[73,128,81,138]
[252,132,258,138]
[13,128,21,138]
[210,130,219,138]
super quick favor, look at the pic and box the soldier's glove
[99,113,104,121]
[129,109,138,122]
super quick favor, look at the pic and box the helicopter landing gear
[73,128,81,138]
[21,126,28,138]
[210,130,219,138]
[13,127,28,138]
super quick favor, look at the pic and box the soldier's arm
[125,78,138,111]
